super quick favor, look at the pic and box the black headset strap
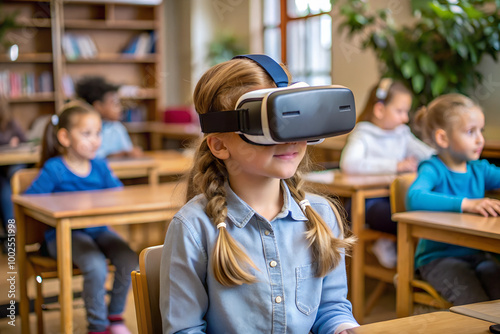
[233,54,289,87]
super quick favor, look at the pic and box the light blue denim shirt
[160,181,358,334]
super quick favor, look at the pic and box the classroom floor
[0,249,439,334]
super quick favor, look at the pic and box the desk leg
[16,205,30,334]
[351,191,365,323]
[397,221,414,318]
[57,219,73,333]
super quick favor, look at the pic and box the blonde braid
[188,138,257,286]
[285,171,356,277]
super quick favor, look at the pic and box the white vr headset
[199,54,356,146]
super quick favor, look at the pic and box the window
[263,0,333,85]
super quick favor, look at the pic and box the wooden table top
[307,169,399,190]
[345,311,494,333]
[392,211,500,239]
[0,144,39,166]
[451,299,500,324]
[12,182,186,219]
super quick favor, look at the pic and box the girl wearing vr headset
[160,55,359,334]
[339,79,434,269]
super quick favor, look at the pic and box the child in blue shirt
[160,56,359,334]
[25,101,138,334]
[407,93,500,305]
[75,76,142,159]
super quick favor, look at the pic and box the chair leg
[35,275,45,334]
[364,281,387,315]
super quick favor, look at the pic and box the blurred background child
[75,76,142,159]
[407,93,500,305]
[340,79,434,268]
[0,97,28,245]
[25,101,138,334]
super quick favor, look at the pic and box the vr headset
[199,54,356,145]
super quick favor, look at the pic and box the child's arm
[98,160,123,189]
[160,217,208,334]
[312,205,359,334]
[405,128,435,162]
[461,160,500,217]
[406,163,464,212]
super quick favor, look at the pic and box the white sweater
[339,122,435,174]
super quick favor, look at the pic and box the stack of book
[0,70,53,98]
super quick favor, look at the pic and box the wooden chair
[390,173,453,312]
[11,168,115,334]
[131,245,163,334]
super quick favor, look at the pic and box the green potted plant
[337,0,500,107]
[207,32,247,66]
[0,7,18,52]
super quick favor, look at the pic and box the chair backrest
[11,168,40,195]
[11,168,47,245]
[132,245,164,334]
[390,173,416,214]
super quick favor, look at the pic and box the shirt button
[269,260,277,268]
[275,296,282,303]
[264,230,270,236]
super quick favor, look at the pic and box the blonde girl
[339,79,434,268]
[160,56,358,334]
[25,101,138,334]
[407,93,500,305]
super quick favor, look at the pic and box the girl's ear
[373,101,385,121]
[434,128,449,149]
[56,128,71,148]
[206,135,230,160]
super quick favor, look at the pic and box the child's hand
[9,136,20,147]
[461,198,500,217]
[397,157,418,173]
[127,146,143,158]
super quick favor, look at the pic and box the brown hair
[39,100,98,167]
[188,57,355,286]
[413,93,481,148]
[357,79,412,123]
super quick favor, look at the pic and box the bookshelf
[1,0,165,144]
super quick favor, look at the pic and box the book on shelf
[122,31,156,57]
[0,70,53,98]
[62,74,75,98]
[62,33,98,60]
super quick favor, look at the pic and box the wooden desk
[345,311,494,334]
[451,299,500,324]
[481,139,500,159]
[392,211,500,317]
[0,146,39,166]
[307,171,398,323]
[13,182,186,334]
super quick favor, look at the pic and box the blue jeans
[47,228,138,332]
[0,164,26,231]
[418,253,500,305]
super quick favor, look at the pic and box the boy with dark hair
[76,76,142,158]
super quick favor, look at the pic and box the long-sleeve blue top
[25,156,122,242]
[407,155,500,268]
[160,181,358,334]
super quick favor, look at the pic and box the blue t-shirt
[407,156,500,268]
[25,156,123,241]
[95,120,133,158]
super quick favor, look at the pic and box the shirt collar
[224,180,308,228]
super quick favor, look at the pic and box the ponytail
[286,157,356,277]
[39,116,61,167]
